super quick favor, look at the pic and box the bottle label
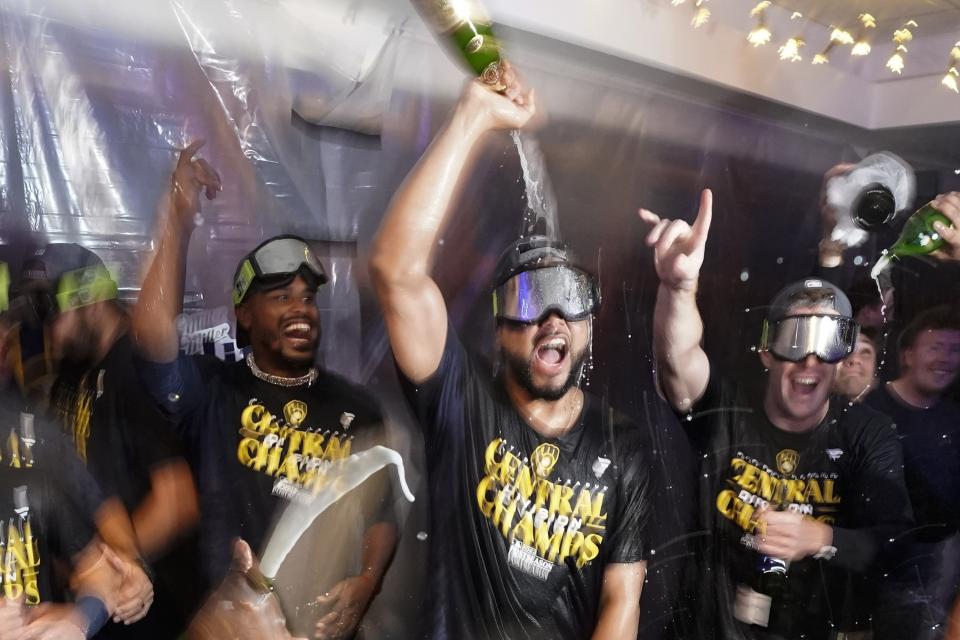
[480,60,503,88]
[734,584,772,627]
[758,555,789,574]
[465,34,484,54]
[414,0,491,32]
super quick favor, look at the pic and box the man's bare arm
[132,141,221,363]
[131,460,199,560]
[369,72,535,383]
[639,189,713,412]
[590,561,646,640]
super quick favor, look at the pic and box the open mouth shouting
[789,374,822,399]
[533,334,569,377]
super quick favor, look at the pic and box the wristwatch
[813,545,838,561]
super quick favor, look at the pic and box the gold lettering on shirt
[476,438,608,577]
[236,400,354,500]
[716,453,842,535]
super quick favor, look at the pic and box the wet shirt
[400,322,651,640]
[0,392,102,605]
[138,353,387,586]
[48,334,183,513]
[865,384,960,541]
[684,371,912,640]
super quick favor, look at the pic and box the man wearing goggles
[641,191,911,640]
[371,76,651,640]
[490,235,601,399]
[132,141,399,640]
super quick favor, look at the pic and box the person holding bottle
[640,191,913,639]
[369,71,653,639]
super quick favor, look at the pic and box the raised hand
[456,61,537,138]
[639,188,713,291]
[313,574,377,640]
[931,191,960,262]
[170,139,222,229]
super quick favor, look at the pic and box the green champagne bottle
[871,202,953,278]
[410,0,505,90]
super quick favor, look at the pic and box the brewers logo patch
[776,449,800,475]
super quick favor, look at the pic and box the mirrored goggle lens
[764,315,859,364]
[253,238,327,282]
[493,266,597,323]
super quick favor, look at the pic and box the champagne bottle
[755,554,790,627]
[409,0,505,91]
[871,202,954,278]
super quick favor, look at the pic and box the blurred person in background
[370,72,653,639]
[832,327,880,404]
[641,191,912,640]
[865,304,960,640]
[0,253,144,640]
[132,141,399,640]
[13,243,197,638]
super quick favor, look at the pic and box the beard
[58,321,99,368]
[502,346,588,401]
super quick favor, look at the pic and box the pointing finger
[177,139,206,168]
[690,188,713,248]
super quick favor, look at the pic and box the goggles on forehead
[8,265,117,327]
[760,314,860,364]
[492,265,599,324]
[232,237,327,305]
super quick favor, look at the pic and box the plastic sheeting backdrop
[2,1,960,638]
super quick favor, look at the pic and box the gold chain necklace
[246,353,318,387]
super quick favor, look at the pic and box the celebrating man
[132,142,399,640]
[370,74,652,639]
[641,191,912,639]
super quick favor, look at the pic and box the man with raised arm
[640,192,912,639]
[369,73,652,639]
[131,143,398,640]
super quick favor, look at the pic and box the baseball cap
[16,243,117,315]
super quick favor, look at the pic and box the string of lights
[670,1,960,94]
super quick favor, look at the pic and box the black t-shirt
[864,384,960,542]
[138,352,390,588]
[48,333,183,512]
[0,391,102,606]
[685,371,912,640]
[400,322,651,640]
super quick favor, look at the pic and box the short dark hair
[858,325,880,350]
[898,305,960,352]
